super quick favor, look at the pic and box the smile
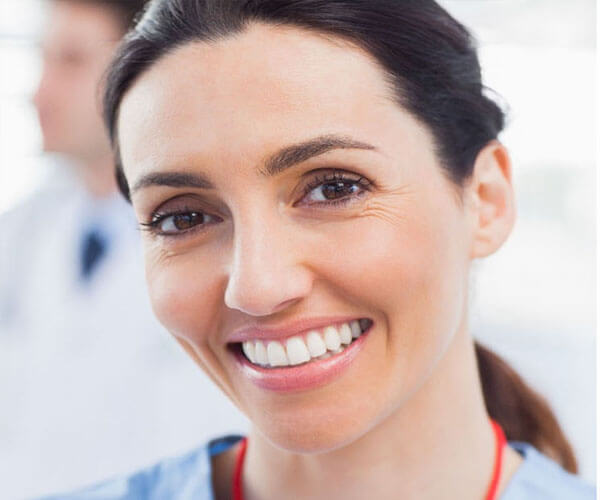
[231,318,374,392]
[239,318,372,368]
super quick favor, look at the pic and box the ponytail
[475,342,577,473]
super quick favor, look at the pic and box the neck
[243,324,505,500]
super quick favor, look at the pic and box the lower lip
[232,325,372,392]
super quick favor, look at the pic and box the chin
[40,136,63,154]
[259,419,369,454]
[249,388,392,455]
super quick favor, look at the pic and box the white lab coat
[0,165,247,500]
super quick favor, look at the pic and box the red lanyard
[232,436,247,500]
[232,419,506,500]
[486,419,507,500]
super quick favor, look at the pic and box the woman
[43,0,594,498]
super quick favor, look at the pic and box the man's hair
[59,0,149,34]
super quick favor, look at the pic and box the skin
[33,0,123,197]
[118,23,521,499]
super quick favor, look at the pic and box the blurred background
[0,0,595,498]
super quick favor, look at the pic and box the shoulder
[501,441,596,500]
[36,436,242,500]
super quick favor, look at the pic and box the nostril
[224,275,309,316]
[271,297,301,314]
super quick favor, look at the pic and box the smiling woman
[40,1,595,499]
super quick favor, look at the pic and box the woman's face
[118,24,475,452]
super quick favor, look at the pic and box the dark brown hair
[102,0,578,472]
[477,343,577,472]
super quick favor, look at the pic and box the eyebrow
[130,134,377,195]
[131,171,214,193]
[260,134,376,176]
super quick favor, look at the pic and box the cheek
[372,207,468,389]
[144,244,223,347]
[315,204,466,317]
[312,195,469,383]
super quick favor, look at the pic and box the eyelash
[139,206,219,237]
[299,171,372,207]
[140,169,372,238]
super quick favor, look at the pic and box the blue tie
[80,227,108,281]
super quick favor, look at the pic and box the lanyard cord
[486,419,507,500]
[232,419,506,500]
[232,436,247,500]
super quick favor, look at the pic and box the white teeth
[242,341,256,363]
[286,336,311,365]
[267,341,289,367]
[242,320,370,368]
[350,320,362,338]
[306,330,327,357]
[339,323,352,344]
[323,326,341,351]
[254,341,268,366]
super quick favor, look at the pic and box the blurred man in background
[33,0,131,199]
[0,2,246,498]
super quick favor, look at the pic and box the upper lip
[227,315,365,344]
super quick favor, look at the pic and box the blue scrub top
[38,436,595,499]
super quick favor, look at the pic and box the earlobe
[467,141,516,259]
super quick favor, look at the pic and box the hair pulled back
[102,0,577,472]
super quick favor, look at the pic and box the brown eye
[299,170,372,207]
[318,181,361,200]
[152,211,217,235]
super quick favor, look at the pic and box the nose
[32,63,51,113]
[32,72,46,111]
[224,214,313,316]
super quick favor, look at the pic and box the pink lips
[227,316,363,344]
[231,324,372,392]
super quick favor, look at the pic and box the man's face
[34,1,122,161]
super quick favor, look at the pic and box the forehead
[43,1,121,48]
[118,23,423,178]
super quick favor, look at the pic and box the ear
[465,141,516,259]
